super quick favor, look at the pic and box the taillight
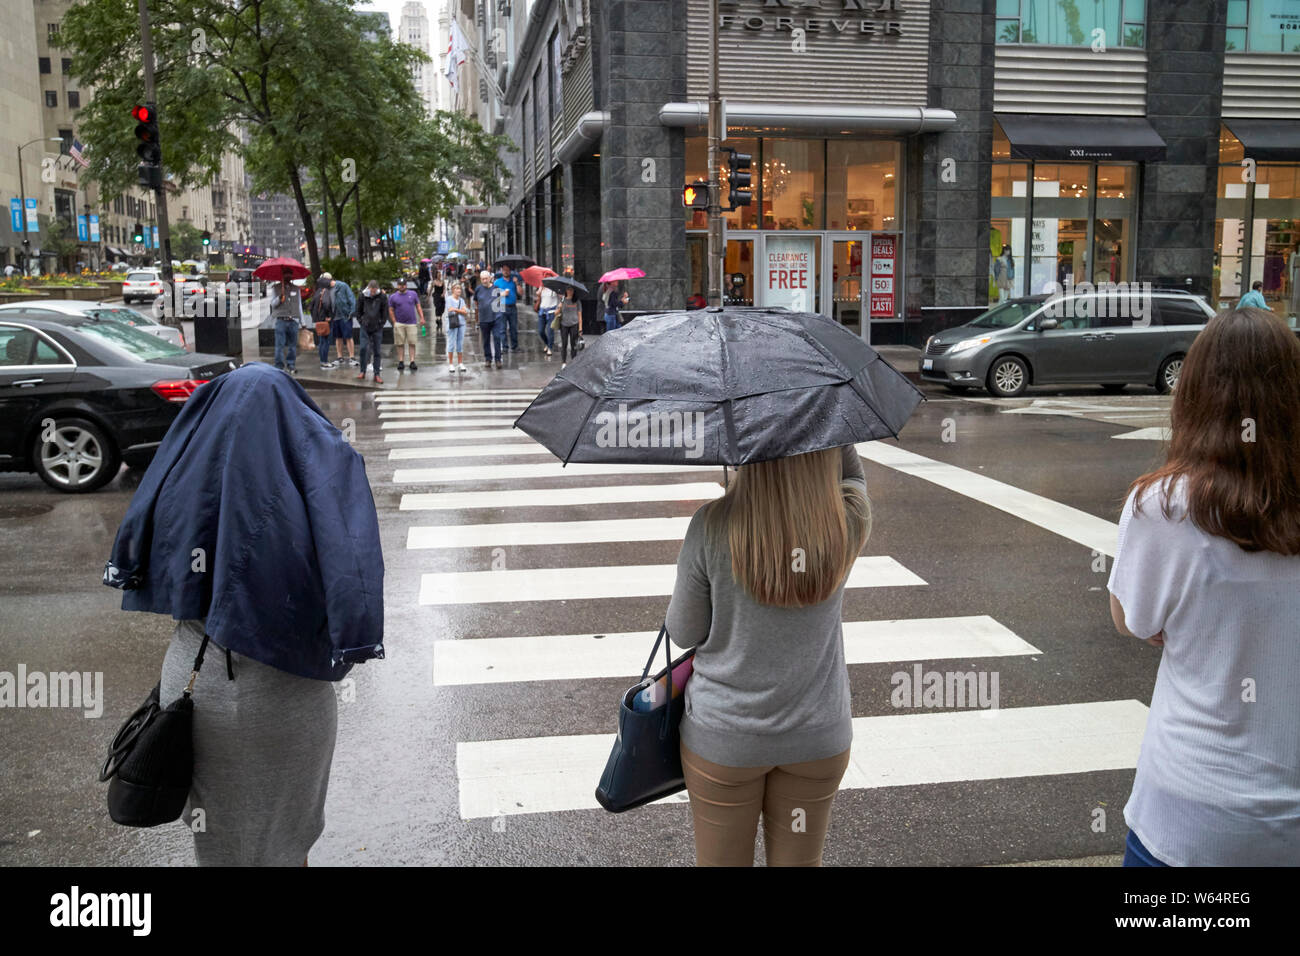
[151,379,204,403]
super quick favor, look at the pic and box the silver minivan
[919,292,1215,397]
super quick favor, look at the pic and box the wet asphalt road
[0,326,1174,867]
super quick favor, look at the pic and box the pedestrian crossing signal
[682,181,707,208]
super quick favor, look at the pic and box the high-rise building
[400,1,436,117]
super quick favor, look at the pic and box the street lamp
[16,137,64,275]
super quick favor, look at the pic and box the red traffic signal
[131,104,154,124]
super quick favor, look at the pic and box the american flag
[69,138,89,169]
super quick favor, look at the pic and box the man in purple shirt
[388,277,425,372]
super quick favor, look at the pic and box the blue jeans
[274,318,298,369]
[1122,830,1168,867]
[445,323,465,355]
[604,311,620,332]
[480,319,504,362]
[505,305,518,349]
[360,327,383,375]
[537,310,553,349]
[317,328,331,364]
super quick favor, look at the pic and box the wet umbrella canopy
[542,275,591,298]
[514,307,924,466]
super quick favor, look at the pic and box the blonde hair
[703,448,870,607]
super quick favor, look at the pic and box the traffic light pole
[136,0,175,305]
[706,0,723,307]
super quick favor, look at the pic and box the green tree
[59,0,512,276]
[170,220,203,259]
[40,216,83,273]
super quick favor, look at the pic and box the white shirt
[1108,480,1300,865]
[539,287,560,311]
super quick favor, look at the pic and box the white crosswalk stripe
[399,483,724,512]
[433,616,1042,686]
[419,556,925,605]
[370,384,1146,835]
[456,700,1150,819]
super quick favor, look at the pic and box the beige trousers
[680,742,851,867]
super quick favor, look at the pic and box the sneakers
[561,363,566,370]
[448,365,456,374]
[349,358,359,367]
[397,361,405,371]
[410,361,418,371]
[495,361,503,369]
[457,365,466,373]
[320,362,337,370]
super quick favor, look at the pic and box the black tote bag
[595,624,695,813]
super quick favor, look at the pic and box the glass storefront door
[831,237,864,334]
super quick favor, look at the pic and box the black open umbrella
[493,254,535,270]
[542,275,591,298]
[514,307,924,466]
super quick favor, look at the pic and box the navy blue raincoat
[104,363,384,681]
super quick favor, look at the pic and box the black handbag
[595,624,695,813]
[99,634,213,827]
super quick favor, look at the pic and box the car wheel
[31,417,120,493]
[1100,383,1127,393]
[1156,354,1184,395]
[987,355,1029,397]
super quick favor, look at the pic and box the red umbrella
[520,265,558,289]
[597,267,646,283]
[253,257,310,281]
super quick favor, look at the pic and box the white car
[0,299,187,348]
[122,269,165,305]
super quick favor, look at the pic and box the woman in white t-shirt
[1108,306,1300,867]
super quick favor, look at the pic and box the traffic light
[132,222,144,243]
[132,103,161,190]
[201,230,211,247]
[723,147,752,208]
[682,181,708,208]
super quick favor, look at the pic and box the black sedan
[0,312,239,492]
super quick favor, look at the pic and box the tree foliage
[59,0,512,274]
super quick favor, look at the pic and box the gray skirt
[160,620,338,866]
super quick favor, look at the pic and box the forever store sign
[718,0,906,39]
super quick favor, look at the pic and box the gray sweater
[666,445,868,767]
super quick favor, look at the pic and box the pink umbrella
[597,267,646,283]
[520,265,558,288]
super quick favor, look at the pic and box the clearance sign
[869,233,897,318]
[764,235,815,312]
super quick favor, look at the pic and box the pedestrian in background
[388,277,425,372]
[330,275,357,368]
[445,280,469,374]
[557,286,581,370]
[1108,308,1300,867]
[600,280,628,333]
[269,279,306,375]
[474,268,504,369]
[354,279,389,384]
[537,281,558,357]
[495,264,521,352]
[104,363,385,866]
[666,444,869,866]
[309,273,338,370]
[1237,280,1268,310]
[432,269,446,330]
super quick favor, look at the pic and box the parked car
[919,291,1216,397]
[0,300,186,348]
[0,313,239,492]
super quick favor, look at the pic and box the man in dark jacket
[354,279,389,384]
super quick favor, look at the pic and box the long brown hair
[704,448,871,606]
[1131,307,1300,554]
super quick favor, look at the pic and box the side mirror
[1039,317,1059,331]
